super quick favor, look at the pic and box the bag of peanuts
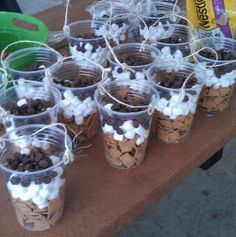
[187,0,236,39]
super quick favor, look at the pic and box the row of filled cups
[0,41,235,159]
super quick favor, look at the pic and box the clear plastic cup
[94,79,159,169]
[191,37,236,116]
[0,69,8,93]
[138,1,181,26]
[107,43,160,80]
[0,81,61,133]
[64,20,108,64]
[147,62,204,144]
[4,47,62,82]
[0,124,71,231]
[50,59,103,142]
[86,1,129,21]
[154,24,196,60]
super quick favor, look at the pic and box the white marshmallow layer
[102,119,149,145]
[156,92,199,119]
[140,22,174,43]
[158,47,188,71]
[60,89,97,125]
[95,22,129,43]
[194,63,236,89]
[69,42,107,63]
[7,155,64,209]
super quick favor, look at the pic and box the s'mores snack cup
[64,20,107,64]
[107,43,160,80]
[154,24,196,62]
[3,45,61,83]
[0,81,61,133]
[192,37,236,116]
[147,62,203,144]
[0,124,72,231]
[50,59,102,142]
[95,79,158,169]
[138,1,181,27]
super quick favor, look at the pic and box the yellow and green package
[187,0,236,39]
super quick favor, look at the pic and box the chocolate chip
[34,152,43,162]
[9,98,53,116]
[38,159,50,169]
[117,67,123,74]
[10,176,21,185]
[21,177,31,187]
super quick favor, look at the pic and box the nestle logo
[195,0,210,29]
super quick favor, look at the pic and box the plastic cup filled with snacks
[138,1,181,26]
[3,44,61,82]
[192,37,236,116]
[64,20,108,64]
[153,24,196,62]
[95,79,159,169]
[147,62,204,144]
[0,124,72,231]
[107,43,160,80]
[50,58,103,142]
[0,80,61,133]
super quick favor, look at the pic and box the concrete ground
[15,1,236,236]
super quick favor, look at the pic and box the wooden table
[1,3,236,237]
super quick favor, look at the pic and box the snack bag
[187,0,236,39]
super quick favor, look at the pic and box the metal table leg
[200,148,224,170]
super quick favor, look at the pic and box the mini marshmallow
[124,130,136,140]
[170,94,182,104]
[135,125,149,138]
[17,98,27,107]
[71,97,81,106]
[64,108,74,119]
[49,155,60,165]
[77,103,87,113]
[75,116,84,125]
[158,98,169,107]
[39,188,50,199]
[135,72,145,80]
[84,97,92,104]
[136,136,145,145]
[113,131,124,141]
[85,43,93,51]
[172,107,183,116]
[163,107,173,117]
[103,123,115,133]
[27,183,40,199]
[161,46,171,55]
[48,188,59,201]
[104,103,113,110]
[212,81,221,90]
[221,79,230,88]
[54,166,64,177]
[54,177,65,189]
[121,120,134,132]
[32,196,46,208]
[60,99,70,109]
[20,148,30,155]
[42,142,50,150]
[64,90,74,100]
[174,50,183,59]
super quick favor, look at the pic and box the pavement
[14,1,236,236]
